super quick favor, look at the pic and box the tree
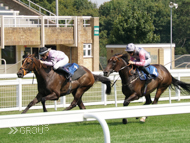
[173,0,190,54]
[109,5,160,44]
[99,0,129,56]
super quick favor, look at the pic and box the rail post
[101,83,107,105]
[176,73,180,101]
[16,78,22,111]
[113,75,117,107]
[83,113,110,143]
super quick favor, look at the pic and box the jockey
[39,47,71,79]
[125,43,153,82]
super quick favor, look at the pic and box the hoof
[140,117,146,123]
[122,119,128,124]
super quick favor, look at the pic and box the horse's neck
[119,63,135,85]
[33,60,52,83]
[119,68,129,81]
[35,69,51,82]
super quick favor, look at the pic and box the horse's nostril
[17,73,23,78]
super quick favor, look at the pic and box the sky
[89,0,111,8]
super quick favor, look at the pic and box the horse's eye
[113,60,117,64]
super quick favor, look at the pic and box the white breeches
[53,56,69,70]
[144,58,151,66]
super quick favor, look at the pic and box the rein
[20,56,36,84]
[32,73,35,84]
[111,58,130,86]
[119,58,136,76]
[111,56,137,86]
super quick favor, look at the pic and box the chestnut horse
[17,55,111,113]
[104,53,190,123]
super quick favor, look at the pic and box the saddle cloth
[64,63,79,75]
[137,65,159,81]
[61,63,86,80]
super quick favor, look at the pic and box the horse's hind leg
[144,94,152,105]
[77,98,86,109]
[64,87,88,110]
[152,87,168,104]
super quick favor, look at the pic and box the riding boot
[140,66,153,82]
[56,67,72,80]
[63,67,72,80]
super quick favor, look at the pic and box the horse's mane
[24,54,52,73]
[113,53,130,63]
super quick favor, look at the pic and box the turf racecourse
[1,101,190,143]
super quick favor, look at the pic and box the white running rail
[1,69,190,112]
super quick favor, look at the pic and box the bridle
[110,54,137,86]
[110,54,135,75]
[19,56,35,76]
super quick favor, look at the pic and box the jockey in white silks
[39,47,71,78]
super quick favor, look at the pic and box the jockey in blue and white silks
[125,43,153,82]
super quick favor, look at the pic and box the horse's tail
[171,76,190,94]
[93,74,111,94]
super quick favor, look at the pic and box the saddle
[136,65,159,95]
[55,63,86,81]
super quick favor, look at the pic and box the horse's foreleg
[138,94,152,122]
[22,97,40,114]
[41,92,59,112]
[123,93,139,124]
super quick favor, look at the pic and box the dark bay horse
[103,53,190,123]
[17,55,111,113]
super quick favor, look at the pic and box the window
[1,46,16,64]
[23,47,39,59]
[83,44,92,57]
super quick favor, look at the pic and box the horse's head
[17,54,36,78]
[103,53,130,77]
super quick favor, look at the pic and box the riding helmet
[125,43,136,52]
[39,47,49,55]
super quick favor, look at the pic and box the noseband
[20,57,35,75]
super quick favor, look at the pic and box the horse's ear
[124,52,130,60]
[32,53,36,57]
